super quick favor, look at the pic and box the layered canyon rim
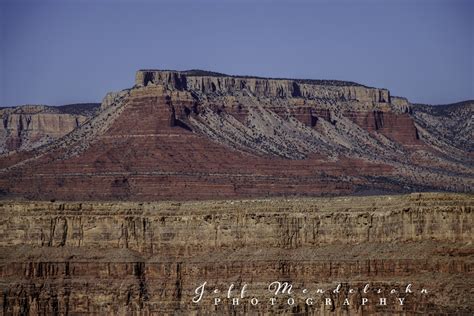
[0,193,473,315]
[0,70,472,201]
[0,70,473,315]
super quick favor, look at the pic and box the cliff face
[135,70,391,104]
[0,70,472,200]
[1,193,472,314]
[0,104,99,153]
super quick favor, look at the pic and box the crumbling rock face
[100,90,130,111]
[0,193,472,314]
[391,96,411,113]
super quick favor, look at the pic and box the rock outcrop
[0,104,99,153]
[0,70,472,200]
[0,193,472,314]
[135,70,391,103]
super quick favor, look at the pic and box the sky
[0,0,472,106]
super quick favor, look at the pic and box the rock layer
[0,104,99,153]
[135,70,391,103]
[0,193,472,314]
[0,70,472,201]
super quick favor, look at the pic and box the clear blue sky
[1,0,472,106]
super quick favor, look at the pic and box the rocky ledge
[135,70,392,105]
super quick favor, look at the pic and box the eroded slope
[0,70,472,200]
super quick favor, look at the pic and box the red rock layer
[0,87,396,201]
[0,71,471,200]
[345,110,422,146]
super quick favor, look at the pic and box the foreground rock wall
[0,193,472,314]
[0,194,471,252]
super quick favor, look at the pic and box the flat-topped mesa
[0,68,471,199]
[135,69,391,104]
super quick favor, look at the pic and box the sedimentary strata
[0,193,472,314]
[0,104,99,153]
[0,70,472,200]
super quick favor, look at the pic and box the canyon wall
[0,104,98,153]
[0,193,472,314]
